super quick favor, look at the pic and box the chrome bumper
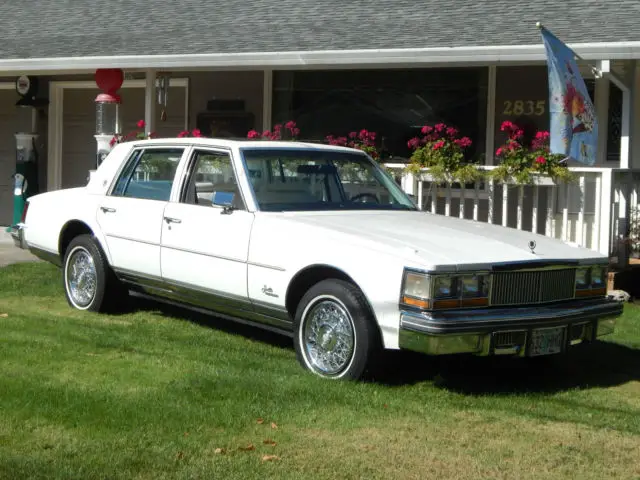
[399,299,623,357]
[10,223,27,250]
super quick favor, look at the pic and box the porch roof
[2,0,640,71]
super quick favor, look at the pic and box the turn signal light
[402,296,430,309]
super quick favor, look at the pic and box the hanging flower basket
[405,123,483,184]
[491,121,575,185]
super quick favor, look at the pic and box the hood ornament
[528,240,537,254]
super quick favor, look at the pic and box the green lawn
[1,262,640,480]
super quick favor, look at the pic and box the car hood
[274,210,605,270]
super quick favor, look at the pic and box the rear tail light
[20,201,29,223]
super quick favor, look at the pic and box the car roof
[127,137,360,154]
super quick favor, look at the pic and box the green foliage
[0,263,640,479]
[405,123,483,184]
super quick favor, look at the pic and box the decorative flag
[540,26,598,166]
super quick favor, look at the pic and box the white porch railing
[385,164,640,265]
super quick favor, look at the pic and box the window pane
[183,150,245,210]
[242,148,416,212]
[115,148,183,201]
[272,68,487,162]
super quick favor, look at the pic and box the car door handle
[100,206,116,213]
[164,216,182,224]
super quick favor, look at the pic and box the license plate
[529,327,565,356]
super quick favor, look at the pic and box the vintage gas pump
[10,75,44,229]
[94,69,124,172]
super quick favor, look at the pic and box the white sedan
[12,138,623,380]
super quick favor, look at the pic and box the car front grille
[490,268,576,306]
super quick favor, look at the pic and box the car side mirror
[212,191,235,211]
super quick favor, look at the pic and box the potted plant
[325,129,381,161]
[491,120,575,185]
[247,121,300,141]
[405,123,482,184]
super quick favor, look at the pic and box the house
[0,0,639,265]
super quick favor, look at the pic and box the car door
[97,146,186,280]
[160,147,255,312]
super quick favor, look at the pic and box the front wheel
[294,279,380,380]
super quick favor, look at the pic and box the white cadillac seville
[12,138,622,380]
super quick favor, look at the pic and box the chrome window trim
[107,145,190,201]
[177,146,254,212]
[236,145,417,213]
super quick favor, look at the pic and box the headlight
[401,270,490,310]
[403,272,431,300]
[575,264,608,297]
[590,266,607,288]
[460,274,490,298]
[433,276,457,298]
[575,267,590,290]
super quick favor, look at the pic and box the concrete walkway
[0,228,41,267]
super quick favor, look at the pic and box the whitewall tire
[63,234,124,313]
[294,279,380,380]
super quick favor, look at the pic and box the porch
[385,165,640,268]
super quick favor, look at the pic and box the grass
[1,262,640,479]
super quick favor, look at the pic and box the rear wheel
[294,279,380,380]
[63,234,126,312]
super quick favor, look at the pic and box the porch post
[484,66,497,166]
[631,61,640,169]
[144,69,156,136]
[594,72,610,165]
[262,69,273,131]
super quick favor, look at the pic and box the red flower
[500,120,515,132]
[291,127,300,137]
[432,140,445,150]
[137,119,146,129]
[446,127,458,138]
[421,125,433,135]
[407,137,421,150]
[535,156,546,164]
[191,129,202,137]
[284,121,296,130]
[434,123,446,132]
[495,147,503,156]
[454,136,472,148]
[109,136,118,147]
[348,131,357,139]
[177,130,189,138]
[247,130,261,139]
[535,131,550,140]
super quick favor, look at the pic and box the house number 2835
[503,100,546,116]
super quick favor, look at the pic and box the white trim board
[47,78,189,191]
[3,41,640,73]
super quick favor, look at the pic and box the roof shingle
[2,0,637,59]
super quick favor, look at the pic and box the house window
[272,68,488,163]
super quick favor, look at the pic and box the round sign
[16,76,31,96]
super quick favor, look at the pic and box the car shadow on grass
[129,294,293,350]
[128,295,639,395]
[369,341,640,395]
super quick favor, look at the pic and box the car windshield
[241,148,417,212]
